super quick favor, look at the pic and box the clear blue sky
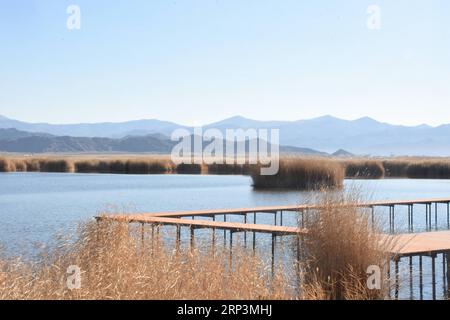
[0,0,449,126]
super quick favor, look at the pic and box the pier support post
[95,218,100,242]
[229,231,233,268]
[371,206,375,231]
[244,214,247,248]
[271,234,276,276]
[446,251,450,297]
[443,253,447,295]
[435,203,438,230]
[429,203,432,230]
[141,223,145,252]
[432,254,437,300]
[388,206,392,233]
[419,255,423,300]
[447,202,450,229]
[280,211,283,226]
[407,205,411,232]
[253,212,256,253]
[392,206,395,233]
[409,256,413,300]
[387,258,391,299]
[151,225,155,256]
[388,206,395,233]
[212,215,216,252]
[223,214,227,247]
[301,209,305,228]
[176,225,181,251]
[190,226,195,251]
[296,235,301,297]
[411,205,414,232]
[394,258,400,299]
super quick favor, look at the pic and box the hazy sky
[0,0,449,126]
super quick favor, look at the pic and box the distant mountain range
[0,128,175,153]
[1,114,449,156]
[0,127,329,155]
[0,114,182,138]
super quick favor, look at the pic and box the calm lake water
[1,173,449,299]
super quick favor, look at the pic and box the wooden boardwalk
[97,196,450,257]
[387,230,450,257]
[127,197,450,218]
[97,197,450,299]
[385,230,450,300]
[98,214,305,236]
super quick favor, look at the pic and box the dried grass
[251,158,345,190]
[0,221,292,300]
[298,189,394,300]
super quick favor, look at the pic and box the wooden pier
[97,197,450,300]
[114,197,450,232]
[385,230,450,300]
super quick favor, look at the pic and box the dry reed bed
[0,190,395,300]
[300,190,394,299]
[0,221,291,300]
[342,160,385,179]
[343,158,450,179]
[251,158,345,190]
[0,156,252,175]
[3,156,450,183]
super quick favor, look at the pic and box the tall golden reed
[298,189,393,300]
[251,158,345,189]
[0,221,291,300]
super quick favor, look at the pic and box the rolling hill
[1,114,450,156]
[0,128,327,155]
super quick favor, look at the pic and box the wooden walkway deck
[97,196,450,257]
[127,197,450,218]
[97,197,450,299]
[387,230,450,257]
[98,214,305,236]
[385,231,450,300]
